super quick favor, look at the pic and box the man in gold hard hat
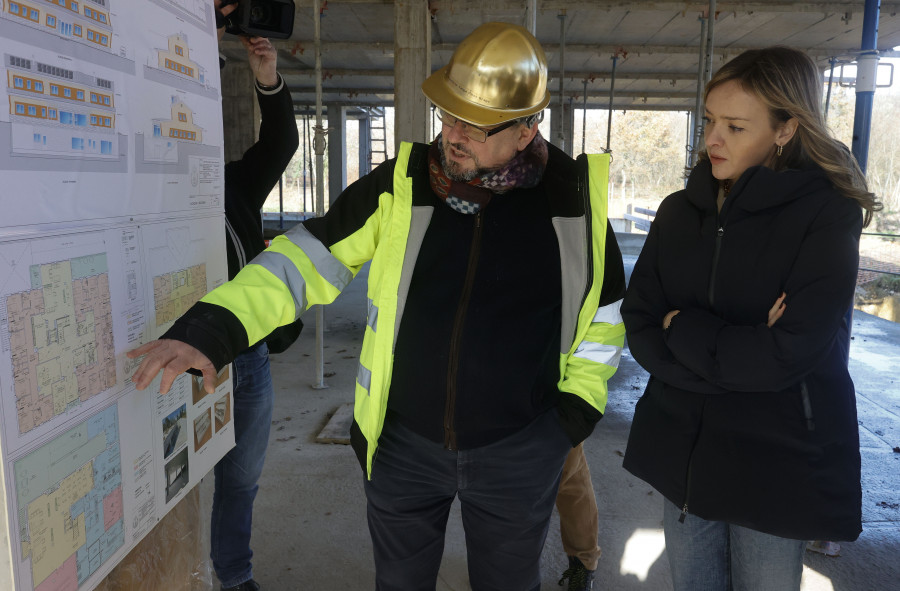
[129,21,625,590]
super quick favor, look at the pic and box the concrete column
[394,0,431,150]
[327,104,347,206]
[220,60,259,163]
[550,101,575,156]
[359,116,372,175]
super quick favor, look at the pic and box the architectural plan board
[0,2,235,590]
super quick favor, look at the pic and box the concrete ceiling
[219,0,900,113]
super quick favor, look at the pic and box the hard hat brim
[422,64,550,128]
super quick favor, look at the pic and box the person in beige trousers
[557,444,601,591]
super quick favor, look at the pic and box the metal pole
[606,55,618,153]
[278,176,283,230]
[524,0,537,35]
[690,0,716,166]
[557,10,567,153]
[582,77,588,154]
[704,0,716,84]
[312,0,328,389]
[302,113,308,215]
[685,111,693,177]
[824,57,837,121]
[851,0,880,174]
[690,14,708,167]
[845,0,880,362]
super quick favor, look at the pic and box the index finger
[126,339,164,359]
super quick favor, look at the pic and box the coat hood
[686,159,834,217]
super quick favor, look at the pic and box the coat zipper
[800,381,815,431]
[444,211,483,450]
[679,447,696,523]
[679,397,706,523]
[707,223,725,307]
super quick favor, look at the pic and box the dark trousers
[211,341,273,588]
[364,410,572,591]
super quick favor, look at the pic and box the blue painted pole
[847,0,880,364]
[850,0,880,174]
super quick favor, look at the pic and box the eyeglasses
[435,109,518,143]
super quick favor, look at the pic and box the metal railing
[859,231,900,279]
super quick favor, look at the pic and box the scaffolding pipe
[704,0,716,84]
[301,113,308,214]
[582,77,588,154]
[557,10,567,152]
[689,14,708,167]
[312,0,328,389]
[606,55,618,153]
[825,57,837,121]
[689,1,716,166]
[685,111,693,173]
[307,115,314,215]
[278,176,283,229]
[524,0,537,34]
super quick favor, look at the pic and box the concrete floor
[201,254,900,590]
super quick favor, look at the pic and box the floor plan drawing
[152,263,207,327]
[12,404,123,591]
[5,254,116,435]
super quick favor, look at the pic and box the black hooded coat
[621,158,863,541]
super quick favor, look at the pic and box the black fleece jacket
[221,76,301,352]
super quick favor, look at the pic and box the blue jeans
[663,500,806,591]
[211,341,273,588]
[364,410,572,591]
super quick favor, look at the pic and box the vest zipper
[577,156,594,327]
[444,211,483,450]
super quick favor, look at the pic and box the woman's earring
[776,144,783,157]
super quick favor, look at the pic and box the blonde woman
[621,46,880,590]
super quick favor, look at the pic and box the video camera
[219,0,295,39]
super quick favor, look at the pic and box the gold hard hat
[422,22,550,127]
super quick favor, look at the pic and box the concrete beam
[221,60,259,164]
[327,104,347,206]
[294,100,696,112]
[393,0,431,148]
[281,67,701,81]
[425,0,900,12]
[287,0,900,12]
[289,87,698,100]
[220,40,900,60]
[550,101,576,156]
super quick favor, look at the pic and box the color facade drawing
[3,0,113,50]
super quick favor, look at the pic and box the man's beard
[439,138,501,182]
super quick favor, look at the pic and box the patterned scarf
[428,131,548,214]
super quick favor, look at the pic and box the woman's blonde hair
[701,46,881,227]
